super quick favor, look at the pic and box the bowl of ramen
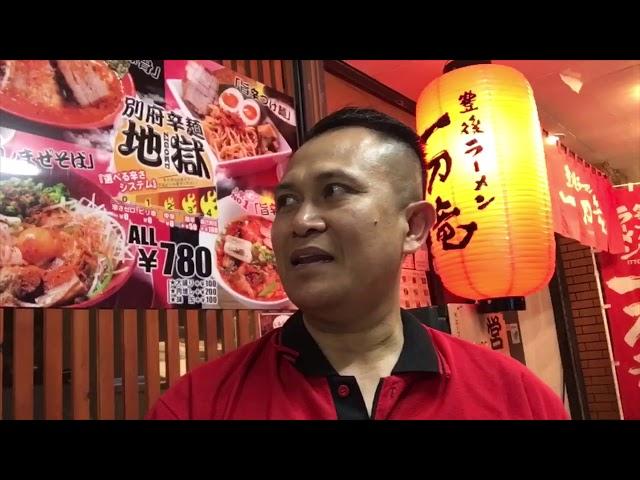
[0,170,136,308]
[0,60,135,130]
[166,61,292,176]
[214,212,289,309]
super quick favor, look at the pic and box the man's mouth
[290,247,335,267]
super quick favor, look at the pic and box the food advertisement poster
[0,60,297,309]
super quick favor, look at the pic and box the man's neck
[302,301,404,376]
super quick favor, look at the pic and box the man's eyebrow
[275,182,295,196]
[314,169,361,184]
[275,169,366,195]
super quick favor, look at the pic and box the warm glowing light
[416,63,555,300]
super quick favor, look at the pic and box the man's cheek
[271,226,284,251]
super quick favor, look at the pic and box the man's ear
[403,200,435,254]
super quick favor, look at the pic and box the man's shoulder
[194,333,274,376]
[426,327,569,419]
[145,330,278,420]
[428,327,529,376]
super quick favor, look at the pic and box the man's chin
[285,286,345,312]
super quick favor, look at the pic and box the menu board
[0,60,296,309]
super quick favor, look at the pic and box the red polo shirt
[146,310,569,420]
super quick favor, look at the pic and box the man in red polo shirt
[147,108,569,420]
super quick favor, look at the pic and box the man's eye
[323,183,351,199]
[275,194,298,210]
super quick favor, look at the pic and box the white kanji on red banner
[617,204,640,261]
[606,270,640,391]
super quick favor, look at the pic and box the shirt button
[337,384,350,398]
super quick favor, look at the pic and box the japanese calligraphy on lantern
[459,91,495,211]
[416,63,555,301]
[421,113,475,252]
[598,185,640,419]
[421,89,499,253]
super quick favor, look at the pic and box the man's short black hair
[304,107,426,198]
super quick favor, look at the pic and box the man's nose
[292,202,326,237]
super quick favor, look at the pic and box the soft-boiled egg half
[239,98,261,127]
[218,88,243,114]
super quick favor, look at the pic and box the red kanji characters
[437,221,478,251]
[475,195,496,210]
[461,115,483,134]
[458,90,478,113]
[474,175,487,191]
[464,139,483,157]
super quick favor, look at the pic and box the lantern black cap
[477,296,526,313]
[443,60,492,74]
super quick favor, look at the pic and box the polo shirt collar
[279,309,441,376]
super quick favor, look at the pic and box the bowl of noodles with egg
[0,169,136,308]
[166,62,293,177]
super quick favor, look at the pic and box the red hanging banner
[544,140,624,254]
[598,184,640,419]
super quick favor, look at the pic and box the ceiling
[346,60,640,183]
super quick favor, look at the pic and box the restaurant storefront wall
[0,60,632,419]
